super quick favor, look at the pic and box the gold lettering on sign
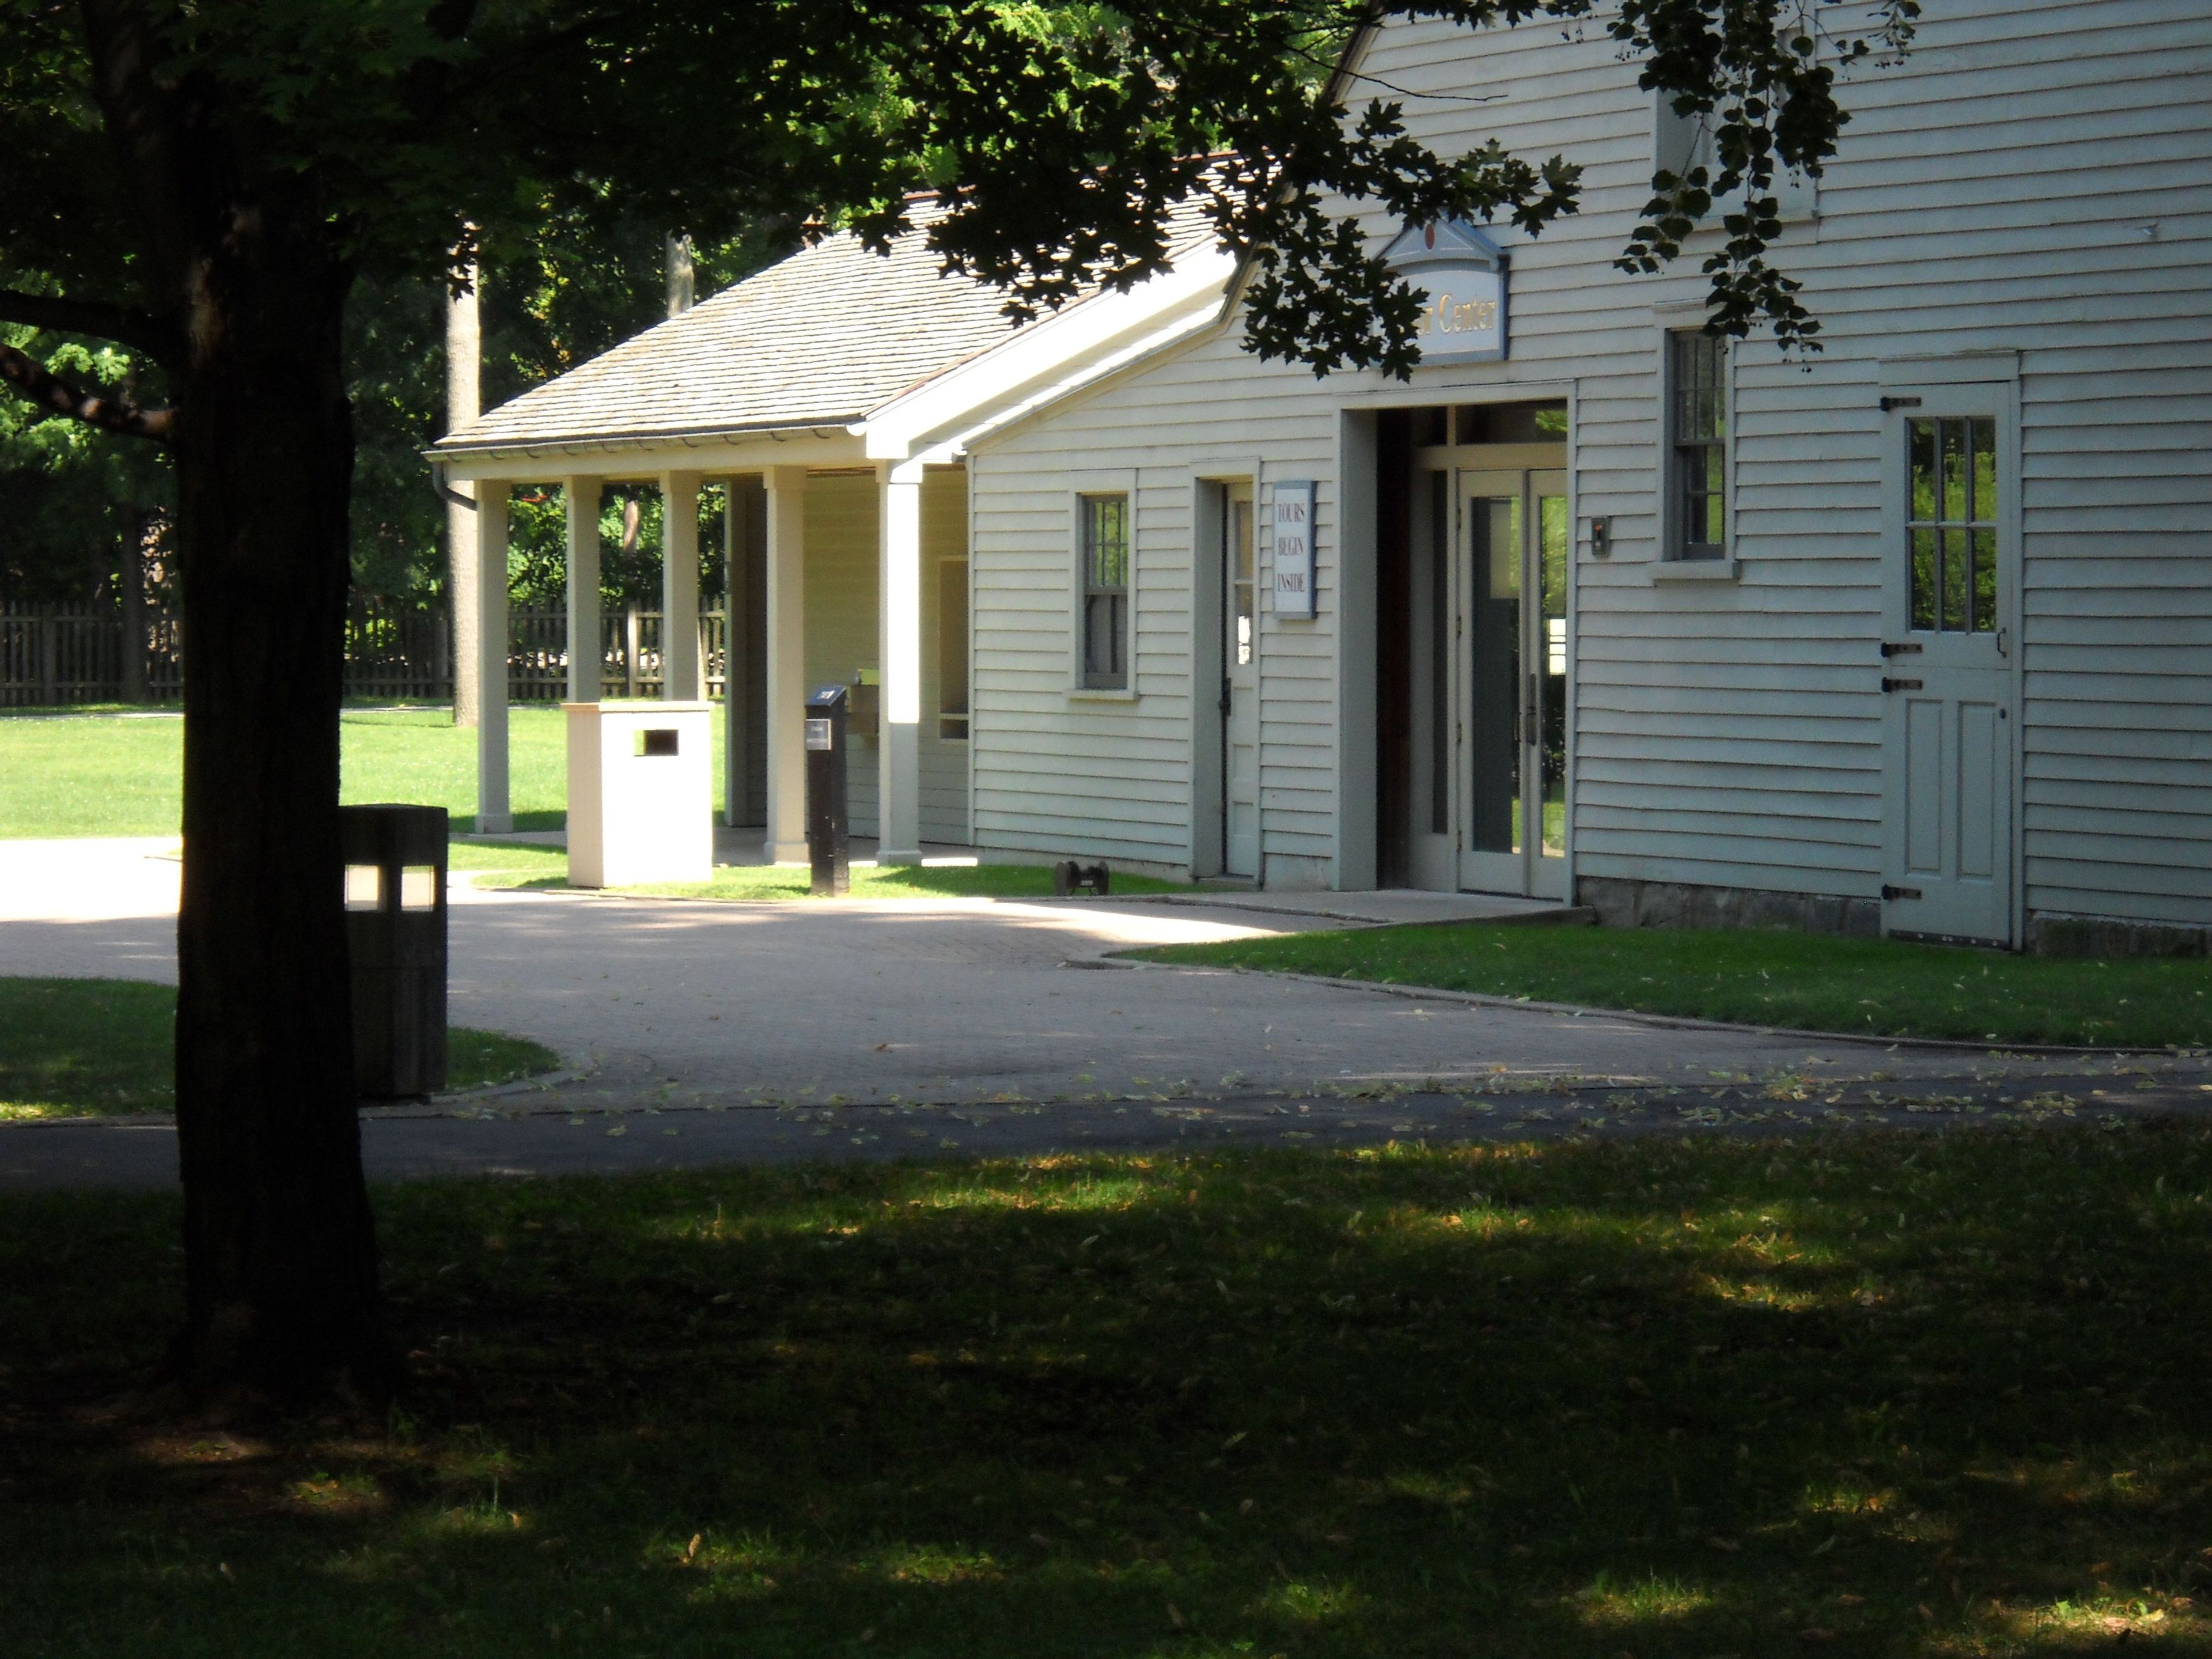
[1424,290,1498,336]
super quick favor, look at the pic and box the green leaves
[7,0,1908,412]
[1615,0,1921,350]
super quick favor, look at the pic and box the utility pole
[446,253,482,726]
[666,233,695,317]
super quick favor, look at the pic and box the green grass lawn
[1131,923,2212,1049]
[0,704,728,837]
[0,978,561,1118]
[6,1126,2211,1656]
[476,858,1181,902]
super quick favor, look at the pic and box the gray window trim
[1665,329,1730,562]
[1078,491,1131,690]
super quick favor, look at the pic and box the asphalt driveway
[3,837,2203,1188]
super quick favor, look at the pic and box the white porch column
[763,466,809,863]
[475,483,512,832]
[564,475,602,702]
[660,469,702,700]
[876,458,925,862]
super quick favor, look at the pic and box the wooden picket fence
[0,597,728,708]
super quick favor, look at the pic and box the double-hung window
[1666,331,1729,559]
[1080,493,1130,689]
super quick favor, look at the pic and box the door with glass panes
[1880,385,2017,944]
[1456,470,1569,899]
[1220,483,1261,878]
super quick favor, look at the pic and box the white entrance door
[1456,470,1569,900]
[1221,484,1261,878]
[1881,388,2018,944]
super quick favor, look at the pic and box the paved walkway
[2,837,2205,1189]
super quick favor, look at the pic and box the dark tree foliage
[0,0,1911,1404]
[349,214,781,604]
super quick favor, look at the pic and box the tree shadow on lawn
[5,1128,2211,1657]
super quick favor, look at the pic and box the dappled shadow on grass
[0,976,176,1116]
[0,978,558,1115]
[6,1128,2212,1656]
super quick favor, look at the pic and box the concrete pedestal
[565,701,713,888]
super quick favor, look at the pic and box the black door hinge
[1883,884,1922,902]
[1880,641,1923,657]
[1882,677,1923,692]
[1880,395,1923,411]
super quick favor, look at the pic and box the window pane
[1940,419,1968,522]
[1084,593,1125,683]
[1539,493,1568,859]
[1941,527,1969,632]
[1085,494,1128,592]
[1971,418,1997,524]
[1910,528,1938,631]
[1672,334,1727,441]
[1540,495,1568,616]
[1908,419,1937,522]
[1672,332,1726,556]
[1971,528,1997,632]
[1488,498,1521,599]
[1469,498,1520,855]
[1080,495,1130,687]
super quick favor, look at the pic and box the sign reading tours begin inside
[1271,480,1317,618]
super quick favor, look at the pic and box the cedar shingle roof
[438,199,1220,455]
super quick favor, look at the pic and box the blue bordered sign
[1384,218,1509,364]
[1271,480,1318,618]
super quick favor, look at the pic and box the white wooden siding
[969,0,2212,920]
[798,467,972,846]
[801,471,884,838]
[918,467,971,843]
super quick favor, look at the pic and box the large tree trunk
[169,206,389,1400]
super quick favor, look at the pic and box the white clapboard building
[436,0,2212,952]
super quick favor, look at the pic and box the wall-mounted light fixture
[1588,516,1612,558]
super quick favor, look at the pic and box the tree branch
[0,342,173,441]
[0,287,179,362]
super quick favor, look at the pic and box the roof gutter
[423,418,860,464]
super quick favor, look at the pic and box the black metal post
[805,684,850,897]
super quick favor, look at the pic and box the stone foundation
[2024,913,2212,959]
[1579,877,2212,959]
[1577,876,1881,938]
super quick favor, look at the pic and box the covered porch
[430,198,1234,865]
[440,434,969,862]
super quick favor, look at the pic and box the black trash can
[340,803,448,1099]
[805,684,850,897]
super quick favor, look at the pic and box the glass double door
[1435,469,1569,899]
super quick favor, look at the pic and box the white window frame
[1653,321,1739,578]
[1068,469,1138,698]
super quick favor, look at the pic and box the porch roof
[434,199,1225,464]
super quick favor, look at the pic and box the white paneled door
[1221,484,1261,878]
[1880,384,2019,944]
